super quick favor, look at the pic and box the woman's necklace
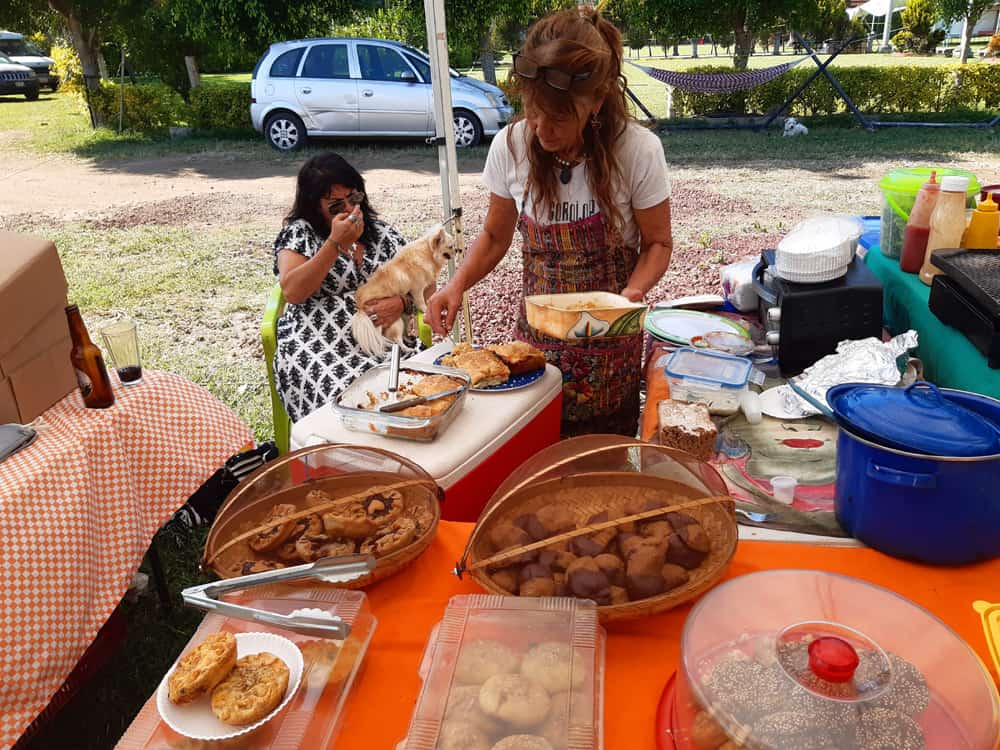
[553,153,585,185]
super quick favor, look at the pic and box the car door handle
[362,89,374,97]
[301,87,311,94]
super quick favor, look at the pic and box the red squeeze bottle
[900,171,940,273]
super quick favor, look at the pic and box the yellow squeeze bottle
[962,195,1000,250]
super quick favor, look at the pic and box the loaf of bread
[656,399,717,461]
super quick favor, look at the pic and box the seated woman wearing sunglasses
[272,152,423,422]
[428,6,672,437]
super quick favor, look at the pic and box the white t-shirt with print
[482,120,671,249]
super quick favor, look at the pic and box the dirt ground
[6,143,1000,348]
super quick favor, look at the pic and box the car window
[402,52,431,83]
[300,44,350,79]
[269,47,304,78]
[358,45,416,82]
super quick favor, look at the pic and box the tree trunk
[184,55,201,89]
[479,22,497,86]
[733,27,755,70]
[672,42,679,56]
[58,7,103,92]
[958,13,975,62]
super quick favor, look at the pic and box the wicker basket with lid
[456,435,738,622]
[203,444,442,588]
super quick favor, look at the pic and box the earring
[590,113,601,131]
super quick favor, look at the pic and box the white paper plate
[759,385,813,420]
[157,631,304,741]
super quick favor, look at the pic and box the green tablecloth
[864,244,1000,398]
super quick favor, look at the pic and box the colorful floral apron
[514,208,644,437]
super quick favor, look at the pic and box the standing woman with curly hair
[428,5,673,437]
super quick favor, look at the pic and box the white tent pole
[880,0,895,52]
[423,0,472,343]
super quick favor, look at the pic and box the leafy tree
[892,0,945,53]
[638,0,814,69]
[936,0,995,61]
[789,0,868,46]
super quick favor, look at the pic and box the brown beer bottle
[65,304,115,408]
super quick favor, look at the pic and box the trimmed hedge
[190,82,252,130]
[668,64,1000,117]
[88,81,188,132]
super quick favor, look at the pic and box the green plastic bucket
[878,167,980,259]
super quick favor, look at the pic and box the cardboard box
[0,335,76,423]
[0,304,70,379]
[0,378,20,424]
[0,232,69,357]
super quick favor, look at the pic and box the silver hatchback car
[251,37,514,150]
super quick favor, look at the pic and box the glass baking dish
[334,362,471,442]
[397,594,606,750]
[115,587,377,750]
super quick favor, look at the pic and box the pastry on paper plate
[210,652,290,725]
[168,632,238,705]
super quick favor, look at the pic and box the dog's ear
[429,226,446,251]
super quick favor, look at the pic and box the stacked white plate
[774,215,865,283]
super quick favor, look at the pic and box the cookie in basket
[322,487,405,539]
[168,632,238,705]
[248,504,298,553]
[359,516,418,556]
[210,652,290,725]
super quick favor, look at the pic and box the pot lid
[826,382,1000,457]
[680,570,1000,750]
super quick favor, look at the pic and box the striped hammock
[628,57,807,94]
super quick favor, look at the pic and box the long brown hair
[508,5,631,238]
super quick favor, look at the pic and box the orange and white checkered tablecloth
[0,370,253,749]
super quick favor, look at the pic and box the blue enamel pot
[834,388,1000,565]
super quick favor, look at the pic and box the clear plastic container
[398,595,606,750]
[335,362,471,442]
[666,570,1000,750]
[664,348,753,416]
[116,588,378,750]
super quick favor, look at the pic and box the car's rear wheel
[24,86,39,101]
[453,109,482,148]
[265,111,306,151]
[49,81,59,92]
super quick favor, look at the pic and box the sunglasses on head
[512,52,592,92]
[326,190,365,215]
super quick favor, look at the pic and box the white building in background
[848,0,1000,51]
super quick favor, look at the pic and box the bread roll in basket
[455,435,737,622]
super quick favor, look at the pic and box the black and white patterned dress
[273,218,423,422]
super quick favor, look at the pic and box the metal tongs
[182,555,375,638]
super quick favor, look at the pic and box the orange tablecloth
[116,521,1000,748]
[0,371,252,749]
[334,522,1000,748]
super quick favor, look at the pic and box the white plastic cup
[771,475,798,504]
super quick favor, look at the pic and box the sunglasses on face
[326,190,365,215]
[512,52,592,92]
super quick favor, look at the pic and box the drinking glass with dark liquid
[100,319,143,385]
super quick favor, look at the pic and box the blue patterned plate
[433,350,545,392]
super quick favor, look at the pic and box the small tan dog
[352,226,454,355]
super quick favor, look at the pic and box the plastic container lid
[826,381,1000,457]
[879,167,980,196]
[681,570,1000,750]
[941,175,971,193]
[665,347,752,390]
